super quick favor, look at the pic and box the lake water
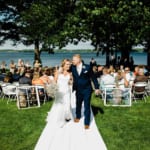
[0,50,147,68]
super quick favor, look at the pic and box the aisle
[34,95,107,150]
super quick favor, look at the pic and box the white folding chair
[1,84,17,104]
[36,85,47,104]
[16,85,40,109]
[104,87,131,107]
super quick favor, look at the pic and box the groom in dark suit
[71,54,100,129]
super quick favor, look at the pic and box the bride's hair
[61,59,71,68]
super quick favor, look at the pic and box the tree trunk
[120,45,132,63]
[34,39,41,65]
[147,45,150,67]
[105,46,110,66]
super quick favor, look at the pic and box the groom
[71,54,100,129]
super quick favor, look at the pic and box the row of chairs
[100,81,150,106]
[0,83,48,109]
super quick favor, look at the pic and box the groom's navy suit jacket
[71,64,99,92]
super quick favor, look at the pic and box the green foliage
[0,0,150,64]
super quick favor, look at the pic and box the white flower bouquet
[46,82,58,98]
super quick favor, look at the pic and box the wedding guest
[24,60,31,68]
[133,66,139,77]
[9,60,16,74]
[48,67,55,81]
[17,58,24,69]
[12,68,21,81]
[3,72,13,83]
[133,67,148,92]
[124,67,133,87]
[129,56,134,71]
[115,70,129,88]
[0,61,7,73]
[90,57,97,67]
[40,68,51,85]
[19,72,32,85]
[32,72,45,86]
[34,60,41,68]
[100,67,115,90]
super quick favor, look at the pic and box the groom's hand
[95,89,101,95]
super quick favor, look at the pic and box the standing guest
[17,59,24,69]
[9,60,16,74]
[71,54,100,129]
[25,60,31,68]
[129,56,134,71]
[34,60,41,68]
[90,57,97,67]
[0,61,7,73]
[123,58,129,68]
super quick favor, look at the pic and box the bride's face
[63,61,71,71]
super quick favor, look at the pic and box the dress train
[34,92,107,150]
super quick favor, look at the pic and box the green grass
[91,95,150,150]
[0,96,150,150]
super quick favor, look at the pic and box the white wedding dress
[34,73,107,150]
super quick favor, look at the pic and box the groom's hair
[73,54,82,60]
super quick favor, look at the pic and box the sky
[0,40,94,50]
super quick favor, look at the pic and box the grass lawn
[0,95,150,150]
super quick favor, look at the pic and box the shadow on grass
[91,105,104,116]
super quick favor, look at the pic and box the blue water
[0,50,147,68]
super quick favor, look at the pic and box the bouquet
[46,82,58,98]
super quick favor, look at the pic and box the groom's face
[72,56,81,66]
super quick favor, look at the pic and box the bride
[34,58,107,150]
[46,58,73,127]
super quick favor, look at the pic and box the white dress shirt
[77,63,82,75]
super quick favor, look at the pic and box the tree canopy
[0,0,150,65]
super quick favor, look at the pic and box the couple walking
[34,54,107,150]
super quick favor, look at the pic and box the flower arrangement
[46,82,58,98]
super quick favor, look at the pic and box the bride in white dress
[34,59,107,150]
[46,59,73,127]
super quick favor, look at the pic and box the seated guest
[32,72,45,86]
[133,66,139,77]
[100,67,115,90]
[95,65,103,78]
[12,68,21,81]
[133,67,148,92]
[40,68,52,85]
[3,72,13,83]
[115,70,129,88]
[19,72,32,85]
[124,67,134,87]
